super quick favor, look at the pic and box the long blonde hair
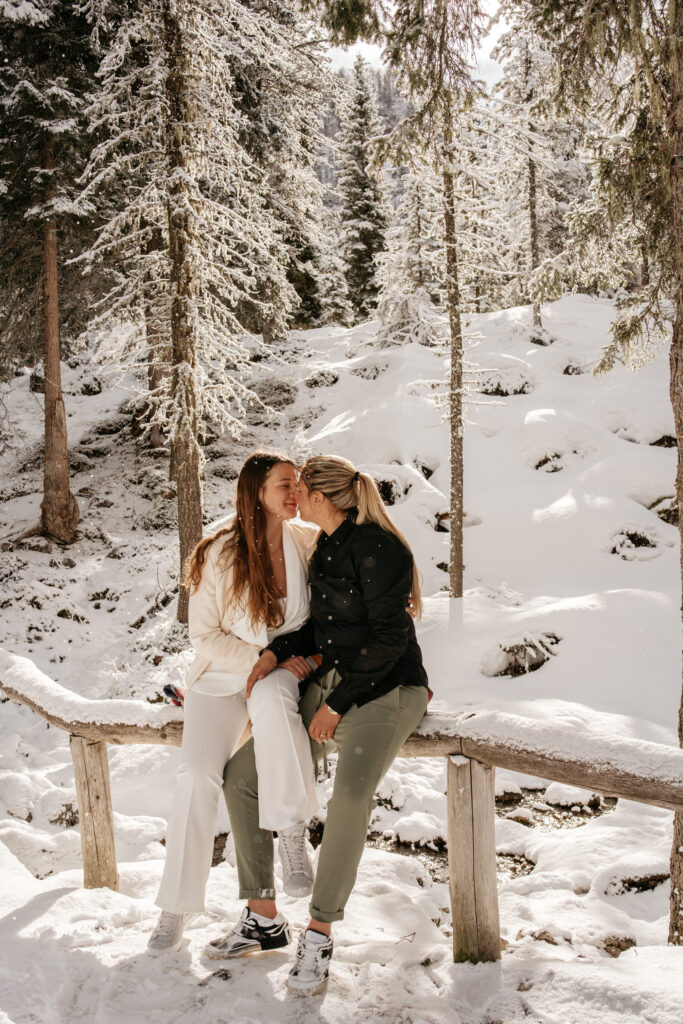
[299,454,423,617]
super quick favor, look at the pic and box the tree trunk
[641,245,650,288]
[415,204,425,289]
[471,178,481,313]
[162,0,203,624]
[144,225,167,450]
[261,322,275,346]
[442,116,464,600]
[668,0,683,947]
[41,138,79,544]
[528,152,541,330]
[524,43,542,332]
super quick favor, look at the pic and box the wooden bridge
[2,648,682,964]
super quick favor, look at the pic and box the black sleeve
[265,618,316,662]
[326,535,412,715]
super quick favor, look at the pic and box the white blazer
[186,518,318,694]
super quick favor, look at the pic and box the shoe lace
[280,826,309,877]
[296,935,327,971]
[152,912,183,942]
[234,908,255,937]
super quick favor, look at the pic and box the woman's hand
[308,704,341,744]
[280,656,315,682]
[246,650,277,697]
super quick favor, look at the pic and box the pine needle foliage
[0,0,100,371]
[519,0,675,369]
[337,54,390,320]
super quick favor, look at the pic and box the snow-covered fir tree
[227,1,331,335]
[378,160,445,304]
[376,159,446,346]
[336,54,390,320]
[492,3,590,334]
[368,0,487,598]
[0,0,100,370]
[376,101,515,333]
[449,106,518,315]
[315,211,354,327]
[0,0,98,540]
[372,67,412,135]
[79,0,322,618]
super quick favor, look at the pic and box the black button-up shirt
[267,516,429,714]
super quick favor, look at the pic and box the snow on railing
[2,647,683,966]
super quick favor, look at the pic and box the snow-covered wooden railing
[2,650,683,966]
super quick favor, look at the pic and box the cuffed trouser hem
[239,888,277,900]
[308,905,345,924]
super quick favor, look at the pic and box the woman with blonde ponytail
[148,451,321,958]
[207,454,430,995]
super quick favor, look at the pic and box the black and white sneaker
[203,907,292,960]
[287,929,333,996]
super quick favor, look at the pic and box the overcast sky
[328,2,506,86]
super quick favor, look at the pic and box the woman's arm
[264,618,316,663]
[325,535,413,716]
[188,547,261,674]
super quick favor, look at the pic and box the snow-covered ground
[1,295,681,1022]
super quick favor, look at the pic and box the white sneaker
[147,911,194,955]
[278,823,314,898]
[287,929,333,996]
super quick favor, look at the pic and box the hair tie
[353,470,360,483]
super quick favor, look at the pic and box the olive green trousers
[222,670,428,922]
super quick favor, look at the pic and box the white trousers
[156,669,318,914]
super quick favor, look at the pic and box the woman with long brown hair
[206,454,430,995]
[148,451,319,955]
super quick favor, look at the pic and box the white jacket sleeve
[187,548,261,674]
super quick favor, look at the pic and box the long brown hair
[299,454,423,617]
[185,450,295,629]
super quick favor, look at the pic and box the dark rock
[603,936,636,958]
[305,370,339,388]
[610,531,655,555]
[375,478,410,506]
[81,377,103,396]
[491,633,561,678]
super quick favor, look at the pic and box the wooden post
[447,754,501,963]
[70,735,119,891]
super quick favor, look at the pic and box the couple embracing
[148,451,430,996]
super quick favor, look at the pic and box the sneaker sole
[204,944,290,961]
[146,938,185,957]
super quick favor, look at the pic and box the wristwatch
[324,703,341,717]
